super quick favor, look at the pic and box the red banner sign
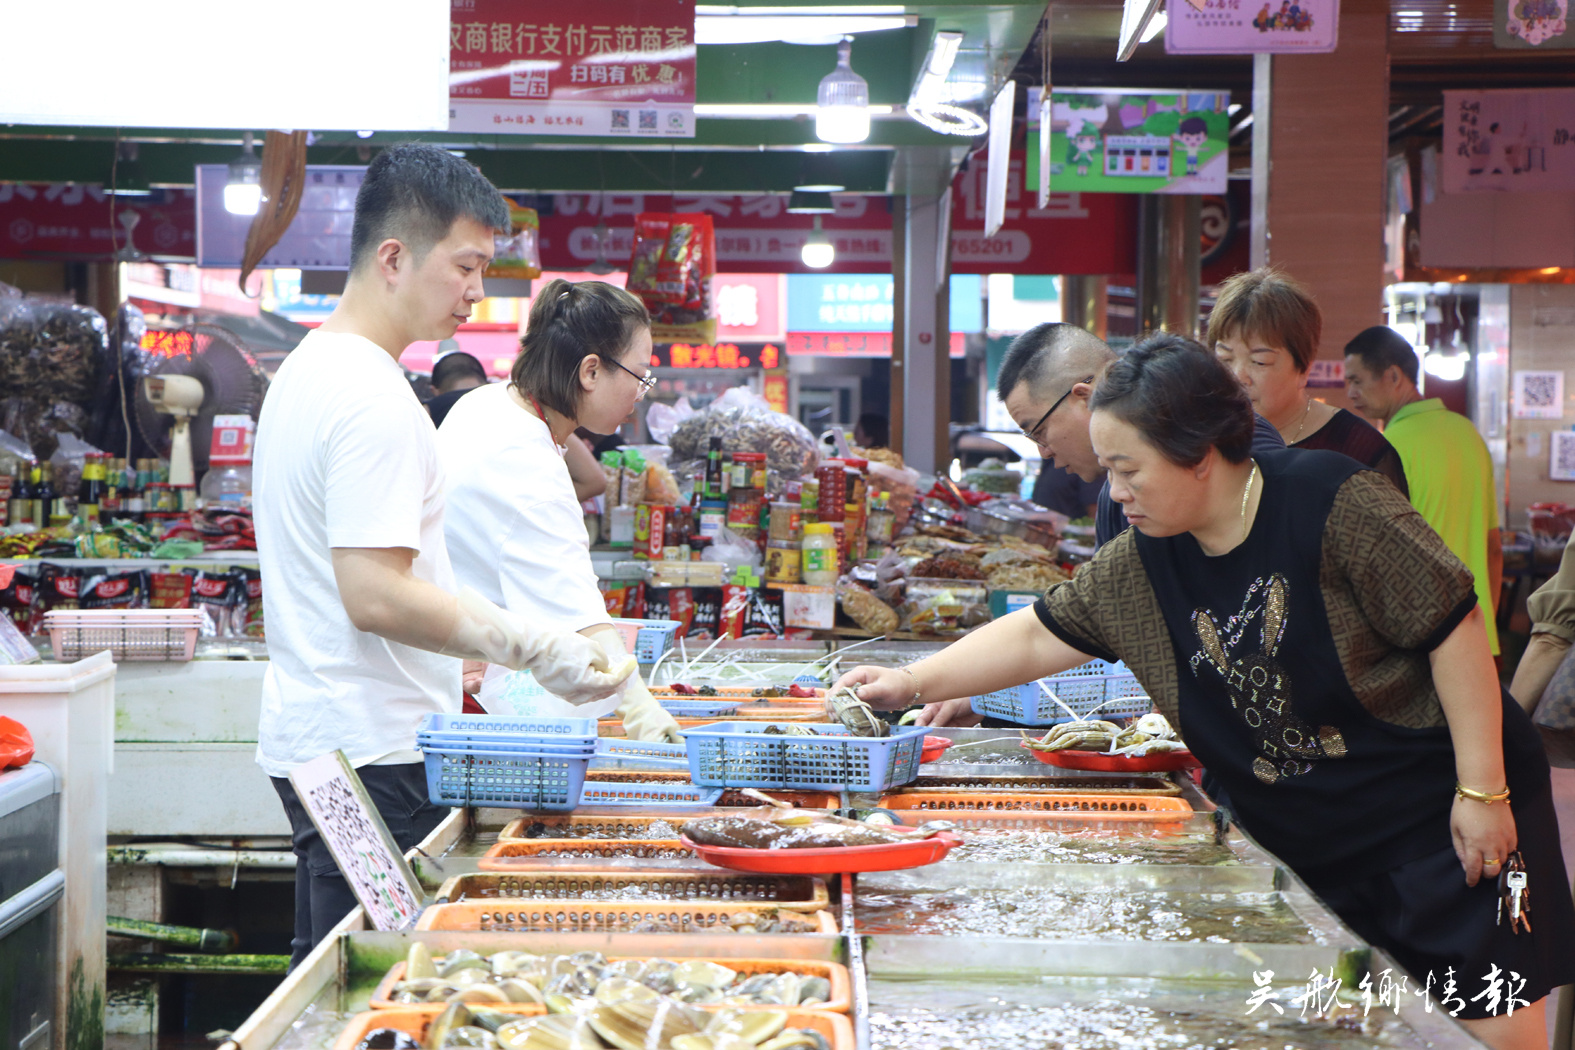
[0,185,196,261]
[448,0,695,136]
[949,152,1138,276]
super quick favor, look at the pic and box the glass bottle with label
[802,522,839,585]
[76,453,105,526]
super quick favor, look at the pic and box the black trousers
[271,762,449,969]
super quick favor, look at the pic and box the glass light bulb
[802,239,835,268]
[224,182,263,216]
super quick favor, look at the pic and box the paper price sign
[289,751,426,931]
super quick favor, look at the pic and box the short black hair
[996,322,1114,401]
[855,412,889,449]
[1091,333,1254,468]
[432,350,487,391]
[513,278,651,419]
[1344,325,1419,385]
[1178,116,1207,136]
[349,144,510,273]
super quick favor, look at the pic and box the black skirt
[1302,781,1575,1020]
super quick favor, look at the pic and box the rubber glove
[441,588,636,705]
[616,675,683,743]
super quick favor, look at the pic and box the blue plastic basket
[969,660,1150,726]
[419,713,598,740]
[423,747,591,810]
[610,617,683,664]
[594,739,690,766]
[657,698,744,717]
[682,722,927,792]
[577,781,725,806]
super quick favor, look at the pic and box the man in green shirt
[1345,326,1503,654]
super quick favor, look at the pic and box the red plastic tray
[680,831,963,875]
[920,736,952,763]
[1023,742,1200,773]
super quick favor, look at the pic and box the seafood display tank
[218,713,1495,1050]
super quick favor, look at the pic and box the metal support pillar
[1250,54,1272,270]
[1061,276,1109,340]
[1135,195,1201,339]
[897,191,952,474]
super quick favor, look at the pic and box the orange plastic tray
[875,792,1194,820]
[681,831,963,875]
[369,955,851,1012]
[882,809,1195,833]
[413,899,839,934]
[653,686,825,701]
[1024,744,1201,773]
[334,1006,853,1050]
[434,870,830,909]
[480,839,693,866]
[498,814,700,842]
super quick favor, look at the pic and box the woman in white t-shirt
[437,280,681,741]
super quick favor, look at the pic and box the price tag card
[289,751,426,931]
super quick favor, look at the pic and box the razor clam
[497,979,546,1005]
[705,1009,787,1045]
[588,1000,703,1050]
[407,943,439,981]
[495,1016,603,1050]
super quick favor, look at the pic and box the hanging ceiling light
[224,132,263,216]
[801,216,835,268]
[111,142,152,197]
[906,30,985,137]
[816,37,870,144]
[793,155,846,192]
[787,190,836,214]
[908,103,988,136]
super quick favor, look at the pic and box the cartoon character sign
[1506,0,1569,45]
[1068,123,1101,177]
[1173,116,1209,176]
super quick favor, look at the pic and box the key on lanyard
[1496,851,1532,935]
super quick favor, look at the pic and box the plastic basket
[481,840,696,865]
[594,739,690,766]
[499,813,698,842]
[577,781,724,806]
[335,1006,853,1050]
[369,955,850,1012]
[608,617,683,663]
[43,609,202,662]
[423,747,589,810]
[414,899,839,934]
[969,660,1150,726]
[419,713,598,741]
[432,872,831,910]
[658,698,745,717]
[875,791,1194,820]
[683,723,926,793]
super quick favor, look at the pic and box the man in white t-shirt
[254,145,634,967]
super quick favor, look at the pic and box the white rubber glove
[616,674,684,743]
[441,588,636,706]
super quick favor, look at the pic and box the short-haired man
[1345,325,1503,655]
[996,322,1285,550]
[255,145,633,966]
[427,348,489,427]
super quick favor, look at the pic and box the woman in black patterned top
[1209,267,1408,497]
[836,336,1569,1050]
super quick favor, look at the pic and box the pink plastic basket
[42,609,203,662]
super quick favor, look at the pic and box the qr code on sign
[1551,431,1575,482]
[1516,370,1564,419]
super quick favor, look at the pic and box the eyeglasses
[606,356,657,401]
[1020,375,1094,443]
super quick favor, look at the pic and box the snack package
[149,572,193,609]
[184,568,240,637]
[490,205,542,280]
[34,563,80,617]
[0,566,38,634]
[666,387,819,494]
[743,587,784,638]
[626,212,717,344]
[239,568,265,639]
[621,449,648,507]
[78,569,148,610]
[837,576,899,635]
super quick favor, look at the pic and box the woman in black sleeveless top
[837,336,1570,1050]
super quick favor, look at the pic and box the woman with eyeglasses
[436,279,679,741]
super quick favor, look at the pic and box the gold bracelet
[1455,783,1511,805]
[898,665,922,705]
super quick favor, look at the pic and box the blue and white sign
[786,274,983,332]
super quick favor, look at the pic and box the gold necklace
[1290,398,1313,443]
[1239,462,1259,545]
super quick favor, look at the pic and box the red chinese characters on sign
[948,152,1138,276]
[654,342,781,369]
[448,0,695,137]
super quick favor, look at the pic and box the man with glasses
[998,323,1286,550]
